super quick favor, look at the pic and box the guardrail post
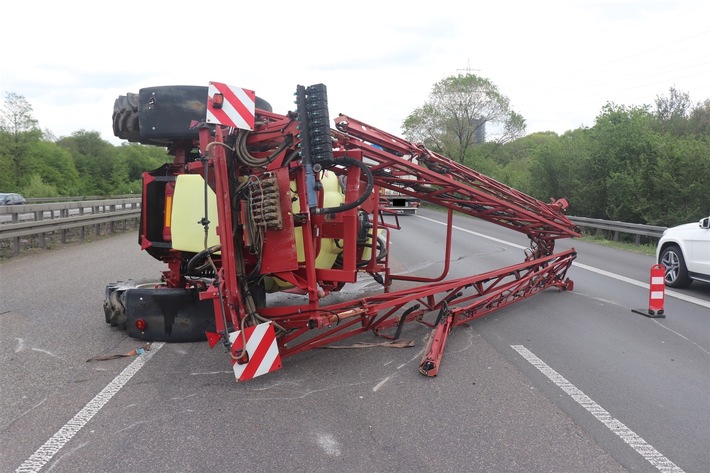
[79,206,86,241]
[36,209,46,249]
[94,206,100,236]
[109,204,116,234]
[61,209,69,244]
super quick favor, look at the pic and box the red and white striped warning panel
[632,263,666,318]
[206,81,256,131]
[648,264,665,313]
[228,322,282,382]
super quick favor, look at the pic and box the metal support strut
[419,302,454,376]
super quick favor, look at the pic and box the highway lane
[1,209,707,472]
[402,209,709,472]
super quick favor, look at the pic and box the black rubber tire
[659,245,692,288]
[112,93,141,143]
[111,87,273,146]
[103,280,160,330]
[104,284,128,330]
[255,96,273,113]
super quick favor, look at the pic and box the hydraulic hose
[186,245,222,275]
[313,157,374,215]
[235,129,292,168]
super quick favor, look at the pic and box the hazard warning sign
[228,322,282,381]
[206,81,256,131]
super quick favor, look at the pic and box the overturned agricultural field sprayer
[104,82,580,381]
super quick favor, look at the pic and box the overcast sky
[1,0,708,145]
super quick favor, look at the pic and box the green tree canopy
[57,130,125,195]
[402,74,526,163]
[686,99,710,136]
[22,140,80,194]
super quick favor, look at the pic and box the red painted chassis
[136,86,580,379]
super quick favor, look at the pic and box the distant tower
[472,118,486,144]
[458,60,485,143]
[457,59,480,76]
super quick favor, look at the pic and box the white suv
[656,216,710,288]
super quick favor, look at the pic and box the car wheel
[659,245,692,288]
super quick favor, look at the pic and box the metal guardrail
[0,198,141,256]
[26,194,136,203]
[1,198,668,257]
[568,216,666,243]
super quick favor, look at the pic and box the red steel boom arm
[332,114,580,257]
[119,82,580,381]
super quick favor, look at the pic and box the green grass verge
[577,234,657,257]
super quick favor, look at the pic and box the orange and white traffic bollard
[632,264,666,318]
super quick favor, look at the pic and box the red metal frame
[151,88,580,379]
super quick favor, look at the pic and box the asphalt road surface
[1,208,708,472]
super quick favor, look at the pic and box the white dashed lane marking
[16,343,164,473]
[512,345,684,473]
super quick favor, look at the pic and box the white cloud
[1,0,708,144]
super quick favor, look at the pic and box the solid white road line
[416,215,710,309]
[15,343,165,473]
[511,345,684,473]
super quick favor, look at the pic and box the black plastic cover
[138,86,274,141]
[138,86,209,141]
[124,287,216,342]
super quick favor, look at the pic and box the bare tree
[688,99,710,135]
[0,92,41,185]
[1,92,39,135]
[654,87,691,122]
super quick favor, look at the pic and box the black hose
[186,245,221,275]
[313,157,374,215]
[334,235,387,268]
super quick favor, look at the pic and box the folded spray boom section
[104,82,580,381]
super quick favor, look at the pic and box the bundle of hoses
[234,129,292,168]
